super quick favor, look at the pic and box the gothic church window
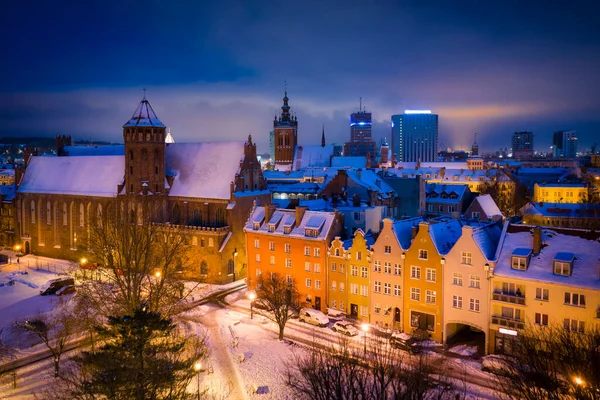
[63,203,68,225]
[46,201,52,225]
[30,200,36,224]
[129,151,133,160]
[79,203,85,227]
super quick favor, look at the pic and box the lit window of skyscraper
[393,110,438,162]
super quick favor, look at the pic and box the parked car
[389,332,422,353]
[331,321,359,336]
[298,308,329,327]
[40,277,75,296]
[55,284,76,296]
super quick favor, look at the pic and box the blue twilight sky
[1,0,599,154]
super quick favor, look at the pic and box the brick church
[15,97,270,283]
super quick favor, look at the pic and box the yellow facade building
[533,182,587,204]
[345,230,374,322]
[327,237,348,313]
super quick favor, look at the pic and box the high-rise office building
[552,130,578,158]
[511,131,534,159]
[343,109,376,159]
[394,110,438,162]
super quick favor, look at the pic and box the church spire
[471,132,479,156]
[321,125,326,147]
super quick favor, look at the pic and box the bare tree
[254,272,301,341]
[20,300,77,378]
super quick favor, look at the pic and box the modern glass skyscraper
[394,110,438,162]
[344,110,376,159]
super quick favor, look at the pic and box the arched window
[172,204,180,221]
[193,208,202,225]
[79,203,84,227]
[30,200,36,224]
[200,261,208,276]
[137,203,143,225]
[63,202,68,226]
[208,238,214,247]
[192,236,198,246]
[129,151,133,161]
[97,204,103,224]
[335,248,340,257]
[46,201,52,225]
[215,209,225,227]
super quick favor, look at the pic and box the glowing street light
[80,257,87,265]
[14,244,21,253]
[574,376,584,386]
[249,292,256,319]
[155,271,161,278]
[361,323,369,357]
[194,362,202,400]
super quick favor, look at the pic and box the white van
[298,308,329,327]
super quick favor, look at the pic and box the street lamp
[249,292,256,319]
[361,323,369,357]
[232,248,238,282]
[194,362,202,400]
[155,271,161,279]
[574,376,584,386]
[14,244,21,253]
[80,257,87,266]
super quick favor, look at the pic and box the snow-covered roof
[521,202,600,218]
[268,182,322,194]
[346,169,395,197]
[470,223,503,261]
[244,207,337,241]
[264,170,305,182]
[428,219,463,255]
[63,145,125,156]
[392,217,424,250]
[165,142,244,200]
[274,163,292,172]
[396,161,469,170]
[426,183,469,203]
[331,156,366,169]
[0,184,15,202]
[472,194,503,218]
[123,99,165,127]
[19,156,124,197]
[293,145,333,170]
[495,228,600,290]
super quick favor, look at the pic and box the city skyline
[1,1,599,154]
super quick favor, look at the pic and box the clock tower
[273,90,298,167]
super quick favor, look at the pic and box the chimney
[533,226,542,255]
[295,206,307,227]
[352,194,361,207]
[264,204,275,224]
[411,225,419,239]
[451,211,461,220]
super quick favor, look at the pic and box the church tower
[273,90,298,167]
[122,96,167,195]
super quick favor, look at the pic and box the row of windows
[373,281,401,296]
[373,261,401,275]
[409,288,437,304]
[29,200,101,227]
[451,295,480,312]
[452,272,481,288]
[305,278,321,289]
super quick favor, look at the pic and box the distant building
[533,182,587,204]
[269,130,275,165]
[464,194,504,222]
[394,110,439,162]
[511,131,534,160]
[425,183,471,217]
[552,130,578,158]
[343,110,376,161]
[379,138,389,165]
[273,91,298,169]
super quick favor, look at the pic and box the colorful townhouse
[244,205,342,312]
[490,225,600,355]
[370,217,423,330]
[345,229,374,321]
[443,220,504,354]
[327,236,349,313]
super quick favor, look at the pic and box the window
[470,275,481,289]
[469,298,480,312]
[335,248,340,257]
[563,319,584,333]
[314,248,321,257]
[453,272,463,286]
[360,306,368,317]
[269,241,275,251]
[62,203,67,226]
[331,281,337,291]
[353,212,361,221]
[374,304,381,314]
[285,244,291,253]
[304,246,310,256]
[564,292,586,307]
[208,238,214,247]
[410,266,421,279]
[374,281,381,293]
[286,274,293,284]
[269,255,275,265]
[306,278,312,288]
[535,313,549,326]
[285,259,292,268]
[284,226,291,234]
[554,261,571,276]
[361,266,368,278]
[200,238,206,248]
[410,288,420,301]
[305,262,311,272]
[314,263,321,273]
[426,290,436,304]
[351,283,358,294]
[418,249,428,260]
[340,301,345,310]
[255,254,261,263]
[461,251,472,265]
[448,206,456,213]
[360,285,368,296]
[46,201,52,225]
[535,288,549,301]
[452,295,463,309]
[339,264,345,273]
[384,283,391,295]
[356,251,362,261]
[512,257,528,270]
[394,264,401,275]
[428,204,434,212]
[339,283,345,292]
[254,239,260,248]
[79,203,84,227]
[425,268,436,282]
[256,268,262,277]
[331,262,337,272]
[374,260,381,272]
[200,261,208,275]
[384,262,392,274]
[253,223,260,230]
[315,280,321,290]
[351,265,358,276]
[394,285,401,296]
[438,205,444,213]
[384,245,392,254]
[332,300,337,308]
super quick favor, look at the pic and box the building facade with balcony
[490,225,600,354]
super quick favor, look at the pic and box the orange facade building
[244,205,342,312]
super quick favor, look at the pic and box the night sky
[1,0,599,154]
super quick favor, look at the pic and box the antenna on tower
[142,88,147,100]
[359,97,362,112]
[474,132,478,144]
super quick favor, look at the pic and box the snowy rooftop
[331,156,366,169]
[123,98,165,127]
[392,217,425,250]
[293,145,333,170]
[471,222,504,261]
[18,156,124,197]
[426,183,469,203]
[429,219,463,255]
[471,194,503,218]
[63,145,125,156]
[535,182,586,188]
[165,142,245,200]
[396,161,469,170]
[244,207,337,241]
[521,202,600,217]
[495,228,600,290]
[346,169,395,197]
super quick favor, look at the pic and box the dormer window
[511,248,531,270]
[268,224,276,232]
[284,226,291,234]
[512,257,528,270]
[253,222,260,230]
[305,229,319,237]
[553,252,574,276]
